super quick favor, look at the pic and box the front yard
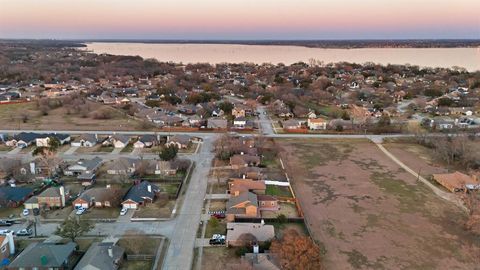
[204,218,227,238]
[132,198,175,218]
[82,207,119,219]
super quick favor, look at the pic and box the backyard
[278,138,480,270]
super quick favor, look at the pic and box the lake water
[86,42,480,71]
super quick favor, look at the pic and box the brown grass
[278,138,480,270]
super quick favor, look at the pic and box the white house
[71,134,98,147]
[307,118,327,130]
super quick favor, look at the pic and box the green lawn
[82,207,119,219]
[158,183,180,196]
[121,142,135,153]
[265,185,293,197]
[95,145,114,152]
[204,218,227,238]
[0,207,22,218]
[0,144,12,151]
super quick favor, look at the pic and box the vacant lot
[200,247,242,270]
[0,101,144,131]
[383,141,449,179]
[279,138,479,270]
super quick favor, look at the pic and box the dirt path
[376,143,467,211]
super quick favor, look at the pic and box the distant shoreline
[82,39,480,49]
[2,39,480,49]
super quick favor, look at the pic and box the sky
[0,0,479,40]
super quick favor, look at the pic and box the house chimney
[253,243,259,254]
[6,232,15,254]
[108,247,113,258]
[30,162,36,175]
[59,186,66,207]
[147,185,152,193]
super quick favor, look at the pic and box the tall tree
[55,217,94,242]
[270,229,323,270]
[159,145,178,161]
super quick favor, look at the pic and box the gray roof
[106,157,139,171]
[9,241,76,268]
[123,181,160,204]
[74,242,125,270]
[77,134,98,143]
[207,118,228,129]
[68,157,103,172]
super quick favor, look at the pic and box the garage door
[74,203,89,209]
[122,203,137,209]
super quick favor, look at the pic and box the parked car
[0,220,13,227]
[22,209,29,216]
[75,207,86,215]
[33,208,40,216]
[209,234,226,245]
[120,208,128,216]
[0,229,14,235]
[16,229,32,236]
[211,213,225,219]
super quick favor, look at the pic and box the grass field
[0,101,145,131]
[278,138,480,270]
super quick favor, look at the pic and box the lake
[86,42,480,71]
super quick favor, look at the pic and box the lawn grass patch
[265,185,292,197]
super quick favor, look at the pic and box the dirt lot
[200,247,242,270]
[383,142,449,178]
[0,101,145,131]
[278,138,480,270]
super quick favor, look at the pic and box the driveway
[63,146,78,155]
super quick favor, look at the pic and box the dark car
[211,213,225,219]
[0,220,13,227]
[209,238,225,245]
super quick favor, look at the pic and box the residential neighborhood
[0,40,479,270]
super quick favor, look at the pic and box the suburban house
[233,117,247,128]
[149,160,178,176]
[230,154,261,169]
[71,134,98,147]
[282,119,303,130]
[228,179,266,196]
[24,186,66,209]
[257,195,279,211]
[64,157,103,184]
[6,132,43,148]
[133,134,158,148]
[0,187,34,208]
[35,133,71,147]
[121,181,160,209]
[207,118,228,129]
[165,134,191,149]
[432,172,480,192]
[73,187,124,209]
[237,167,264,180]
[226,191,259,221]
[105,157,141,175]
[0,234,13,261]
[226,222,275,247]
[307,118,327,130]
[8,241,77,270]
[74,242,125,270]
[103,135,130,148]
[232,106,246,118]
